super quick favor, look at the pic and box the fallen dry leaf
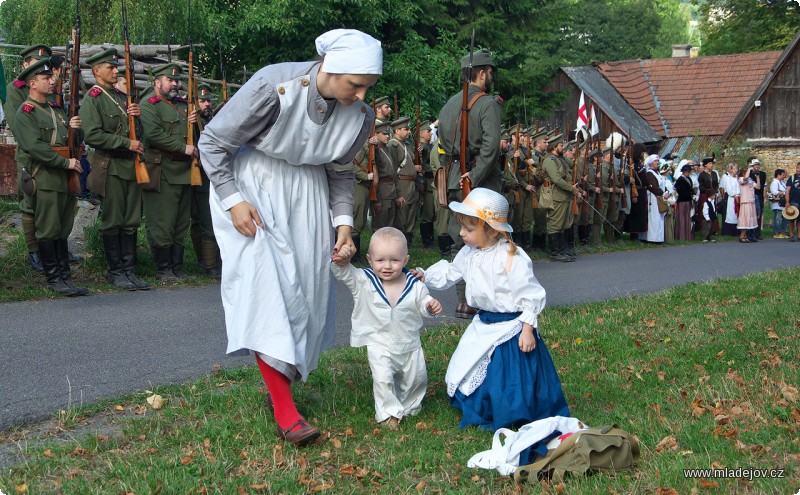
[331,438,342,449]
[114,405,124,411]
[339,465,355,475]
[645,320,656,328]
[655,489,679,495]
[766,329,779,339]
[146,394,165,410]
[471,475,481,482]
[655,436,678,453]
[698,478,719,489]
[780,384,798,402]
[714,414,730,425]
[43,449,54,457]
[15,483,28,494]
[310,485,333,493]
[416,481,426,493]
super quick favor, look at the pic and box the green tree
[693,0,800,55]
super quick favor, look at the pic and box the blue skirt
[451,332,569,431]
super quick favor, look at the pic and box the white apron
[210,73,366,381]
[645,169,665,242]
[721,174,740,225]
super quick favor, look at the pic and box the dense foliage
[0,0,793,122]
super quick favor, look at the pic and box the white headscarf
[645,154,660,167]
[316,29,383,75]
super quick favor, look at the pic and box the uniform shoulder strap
[467,91,487,111]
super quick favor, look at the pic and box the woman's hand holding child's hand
[518,323,537,352]
[409,268,425,281]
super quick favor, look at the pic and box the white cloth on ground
[467,416,588,476]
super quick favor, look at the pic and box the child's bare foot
[380,417,401,430]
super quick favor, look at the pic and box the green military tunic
[351,141,373,237]
[140,92,193,247]
[578,155,597,227]
[5,81,37,224]
[14,99,81,240]
[430,144,450,238]
[389,137,418,235]
[529,150,548,238]
[542,153,573,234]
[80,82,142,236]
[592,159,613,244]
[372,143,396,230]
[418,141,436,224]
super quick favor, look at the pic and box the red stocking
[255,355,303,432]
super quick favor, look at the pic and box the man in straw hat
[199,29,382,445]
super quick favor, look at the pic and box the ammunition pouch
[20,165,41,197]
[141,148,162,192]
[86,149,111,197]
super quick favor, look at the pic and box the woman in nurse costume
[198,30,382,446]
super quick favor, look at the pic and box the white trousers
[367,345,427,423]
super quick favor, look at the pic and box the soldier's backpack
[514,424,640,483]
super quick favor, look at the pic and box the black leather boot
[170,244,186,278]
[56,239,90,295]
[38,240,76,296]
[103,235,137,289]
[154,246,179,282]
[404,232,413,248]
[420,222,434,248]
[578,225,589,246]
[548,233,572,262]
[120,233,150,290]
[437,235,452,257]
[563,229,577,260]
[521,231,532,251]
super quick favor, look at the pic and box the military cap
[197,83,214,100]
[17,58,53,82]
[20,44,52,61]
[588,148,599,158]
[520,127,530,135]
[564,139,577,151]
[501,134,512,142]
[547,133,563,145]
[601,146,613,155]
[530,129,547,141]
[374,96,390,107]
[85,48,119,67]
[151,63,183,80]
[460,49,495,69]
[418,120,432,131]
[375,121,391,135]
[391,116,411,129]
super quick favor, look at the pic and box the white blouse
[420,240,546,328]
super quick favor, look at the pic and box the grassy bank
[1,267,798,494]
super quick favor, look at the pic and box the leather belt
[398,175,416,181]
[108,149,135,159]
[379,177,395,183]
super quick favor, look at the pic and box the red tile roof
[597,52,782,138]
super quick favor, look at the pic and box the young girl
[413,188,569,431]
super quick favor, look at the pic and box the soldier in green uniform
[561,139,583,259]
[4,44,53,272]
[14,59,88,296]
[80,48,150,290]
[577,146,599,246]
[430,137,453,256]
[528,130,549,251]
[140,63,199,281]
[541,134,579,262]
[374,96,392,123]
[417,120,436,248]
[349,119,376,263]
[499,133,520,230]
[389,116,418,245]
[371,121,396,230]
[437,48,502,318]
[189,82,221,277]
[592,146,614,245]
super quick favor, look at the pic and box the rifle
[393,92,399,120]
[512,123,521,204]
[122,0,149,185]
[218,32,228,103]
[367,99,377,202]
[459,30,476,197]
[594,139,603,209]
[414,98,421,169]
[529,121,539,208]
[65,0,82,195]
[571,128,580,215]
[608,134,617,211]
[628,128,638,201]
[581,130,591,214]
[187,3,202,186]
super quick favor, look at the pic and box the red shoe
[276,419,320,446]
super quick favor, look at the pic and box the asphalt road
[2,238,798,431]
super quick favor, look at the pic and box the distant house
[544,29,800,170]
